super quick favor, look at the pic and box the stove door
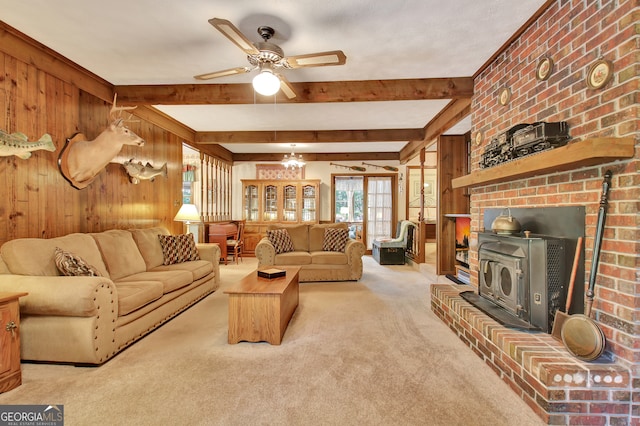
[479,259,495,297]
[478,250,525,318]
[494,260,521,314]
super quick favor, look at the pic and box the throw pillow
[157,234,201,265]
[267,229,294,254]
[322,228,349,252]
[54,247,102,277]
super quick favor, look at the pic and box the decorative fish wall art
[122,159,168,184]
[1,130,56,159]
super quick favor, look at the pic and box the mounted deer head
[58,94,145,189]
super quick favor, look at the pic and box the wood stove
[477,232,569,332]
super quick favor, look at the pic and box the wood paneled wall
[0,30,185,246]
[436,134,469,275]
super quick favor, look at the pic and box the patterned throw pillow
[322,228,349,252]
[54,247,102,277]
[157,234,200,265]
[267,229,294,254]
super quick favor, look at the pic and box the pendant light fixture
[282,144,305,169]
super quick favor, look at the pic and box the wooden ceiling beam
[132,106,196,143]
[131,107,232,163]
[231,151,399,162]
[115,77,473,105]
[197,144,234,163]
[195,128,424,144]
[399,98,472,163]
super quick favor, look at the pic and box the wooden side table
[0,292,27,393]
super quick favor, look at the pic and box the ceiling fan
[194,18,347,98]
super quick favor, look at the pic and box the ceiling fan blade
[208,18,260,56]
[284,50,347,68]
[194,66,252,80]
[276,74,297,99]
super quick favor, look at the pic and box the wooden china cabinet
[241,179,320,255]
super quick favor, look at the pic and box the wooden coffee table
[224,266,300,345]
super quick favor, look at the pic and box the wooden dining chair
[226,221,245,264]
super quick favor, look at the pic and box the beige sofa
[255,223,365,282]
[0,227,220,365]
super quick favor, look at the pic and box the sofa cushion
[130,227,170,270]
[322,228,349,252]
[92,230,147,281]
[157,234,200,265]
[115,281,164,316]
[150,260,213,281]
[267,224,309,251]
[267,229,295,254]
[310,251,349,265]
[54,247,102,277]
[309,223,348,252]
[274,251,312,265]
[0,233,109,277]
[117,270,193,294]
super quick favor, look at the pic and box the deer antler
[110,93,137,120]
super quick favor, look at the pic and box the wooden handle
[565,237,582,312]
[585,298,594,318]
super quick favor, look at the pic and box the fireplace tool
[551,236,582,341]
[560,170,612,361]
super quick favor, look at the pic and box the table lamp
[174,204,201,237]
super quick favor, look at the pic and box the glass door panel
[283,185,297,222]
[244,184,259,222]
[366,177,393,250]
[302,184,317,222]
[263,184,278,222]
[334,176,364,242]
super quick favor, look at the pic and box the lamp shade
[252,70,281,96]
[174,204,201,223]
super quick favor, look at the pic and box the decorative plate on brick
[474,131,483,146]
[536,56,553,81]
[498,87,511,106]
[586,59,613,90]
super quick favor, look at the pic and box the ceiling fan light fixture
[252,68,281,96]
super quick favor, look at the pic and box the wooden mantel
[452,138,635,189]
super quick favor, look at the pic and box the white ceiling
[0,0,547,157]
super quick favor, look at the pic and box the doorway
[332,174,397,251]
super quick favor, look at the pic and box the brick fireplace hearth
[431,284,632,424]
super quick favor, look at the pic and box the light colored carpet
[0,256,544,425]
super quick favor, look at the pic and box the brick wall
[465,0,638,422]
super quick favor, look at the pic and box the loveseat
[0,227,220,365]
[255,223,365,282]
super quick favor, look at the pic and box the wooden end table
[0,292,28,393]
[224,266,300,345]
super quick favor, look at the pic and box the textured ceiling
[0,0,548,157]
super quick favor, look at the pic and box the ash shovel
[551,236,582,340]
[561,170,612,361]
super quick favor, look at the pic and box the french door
[332,175,396,251]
